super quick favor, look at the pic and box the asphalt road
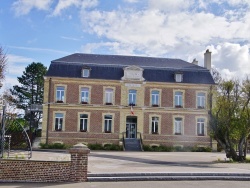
[0,181,249,188]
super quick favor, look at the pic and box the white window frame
[197,92,206,109]
[56,86,65,102]
[79,114,88,132]
[128,89,137,105]
[105,88,113,104]
[151,117,159,134]
[104,115,112,133]
[81,87,89,104]
[175,91,183,107]
[175,73,183,82]
[151,90,160,106]
[174,117,183,135]
[82,69,90,77]
[54,112,65,131]
[197,118,206,136]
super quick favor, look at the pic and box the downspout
[46,78,52,144]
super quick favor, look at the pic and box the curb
[88,172,250,182]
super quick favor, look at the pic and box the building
[41,50,215,149]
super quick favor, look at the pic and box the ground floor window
[197,118,205,136]
[80,114,88,132]
[55,113,63,131]
[174,117,182,135]
[151,117,159,134]
[104,115,112,133]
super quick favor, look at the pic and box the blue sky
[0,0,250,90]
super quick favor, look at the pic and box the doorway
[126,116,137,138]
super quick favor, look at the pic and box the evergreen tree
[10,62,47,129]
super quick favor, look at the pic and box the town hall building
[41,50,215,150]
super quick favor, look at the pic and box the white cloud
[12,0,52,16]
[123,0,139,3]
[148,0,194,12]
[52,0,98,16]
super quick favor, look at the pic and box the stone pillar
[69,143,90,182]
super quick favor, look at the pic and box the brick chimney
[204,49,211,70]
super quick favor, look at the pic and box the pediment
[121,65,145,81]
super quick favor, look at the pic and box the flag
[130,105,134,115]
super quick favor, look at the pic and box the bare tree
[0,47,7,83]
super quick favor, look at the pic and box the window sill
[81,101,88,104]
[80,130,87,132]
[198,134,205,136]
[152,104,159,107]
[105,103,113,105]
[104,131,112,133]
[56,101,64,103]
[151,132,159,134]
[129,103,136,106]
[175,105,183,108]
[197,106,205,109]
[174,133,182,135]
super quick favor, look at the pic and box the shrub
[191,146,212,152]
[87,143,103,150]
[143,145,173,152]
[103,144,123,151]
[39,143,69,149]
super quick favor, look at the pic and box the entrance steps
[124,138,142,151]
[88,172,250,182]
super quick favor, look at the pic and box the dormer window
[82,68,90,77]
[175,72,183,82]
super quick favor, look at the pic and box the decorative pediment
[121,65,145,81]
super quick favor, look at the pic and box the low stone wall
[0,144,90,183]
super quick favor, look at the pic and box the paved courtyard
[31,150,250,174]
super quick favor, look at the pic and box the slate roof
[46,53,215,85]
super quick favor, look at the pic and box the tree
[210,78,250,161]
[0,46,7,83]
[10,62,47,130]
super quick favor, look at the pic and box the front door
[126,116,137,138]
[126,123,137,138]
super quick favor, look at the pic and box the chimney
[204,49,211,70]
[192,58,198,65]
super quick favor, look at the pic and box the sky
[0,0,250,91]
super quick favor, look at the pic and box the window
[128,90,137,105]
[82,69,90,77]
[174,118,182,135]
[56,86,65,103]
[105,88,113,105]
[151,90,159,107]
[81,87,89,104]
[151,117,159,134]
[197,118,205,136]
[175,91,183,107]
[175,73,183,82]
[104,115,112,133]
[55,113,63,131]
[197,92,206,109]
[79,114,88,132]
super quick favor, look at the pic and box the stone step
[88,173,250,182]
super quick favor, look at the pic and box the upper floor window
[151,117,159,134]
[81,87,89,104]
[197,118,205,136]
[56,86,65,103]
[151,90,159,107]
[82,69,90,77]
[175,73,183,82]
[105,88,113,105]
[55,113,63,131]
[175,91,183,108]
[104,115,112,133]
[128,89,137,106]
[197,92,206,109]
[174,117,183,135]
[79,114,88,132]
